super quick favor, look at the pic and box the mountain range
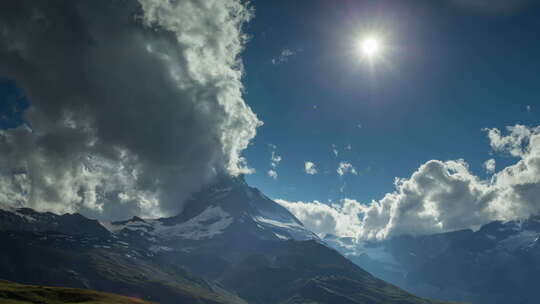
[0,176,453,304]
[325,214,540,304]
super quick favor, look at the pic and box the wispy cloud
[271,152,282,168]
[337,162,358,176]
[267,144,282,179]
[272,48,296,65]
[332,144,339,157]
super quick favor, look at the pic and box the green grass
[0,280,153,304]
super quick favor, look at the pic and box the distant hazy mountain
[325,215,540,304]
[0,176,453,304]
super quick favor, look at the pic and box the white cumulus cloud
[304,161,318,175]
[268,170,278,179]
[484,158,496,173]
[280,125,540,240]
[276,199,364,237]
[337,162,358,176]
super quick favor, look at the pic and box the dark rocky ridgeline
[0,176,455,304]
[326,215,540,304]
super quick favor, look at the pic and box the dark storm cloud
[0,0,261,220]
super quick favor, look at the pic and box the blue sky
[1,0,540,226]
[242,0,540,204]
[0,78,27,129]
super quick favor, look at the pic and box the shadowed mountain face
[0,176,453,304]
[105,176,319,244]
[325,215,540,304]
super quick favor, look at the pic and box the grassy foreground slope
[0,280,152,304]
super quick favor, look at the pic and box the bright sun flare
[360,36,381,58]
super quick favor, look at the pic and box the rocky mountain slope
[0,176,454,304]
[325,215,540,304]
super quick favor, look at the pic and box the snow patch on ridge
[153,206,233,240]
[274,233,290,240]
[101,220,153,233]
[254,215,318,240]
[102,206,234,241]
[254,216,302,230]
[149,245,173,253]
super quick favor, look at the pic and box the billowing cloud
[0,0,261,220]
[304,161,318,175]
[488,125,540,220]
[337,162,358,176]
[280,125,540,240]
[276,199,363,237]
[484,125,533,157]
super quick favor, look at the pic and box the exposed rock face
[0,176,452,304]
[325,215,540,304]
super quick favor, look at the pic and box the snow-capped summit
[0,175,317,250]
[104,175,318,242]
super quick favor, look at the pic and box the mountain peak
[154,177,317,241]
[100,177,318,242]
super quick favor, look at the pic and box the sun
[351,30,392,69]
[358,35,383,59]
[362,37,380,55]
